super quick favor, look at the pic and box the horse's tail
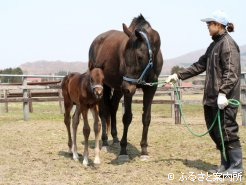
[61,75,69,91]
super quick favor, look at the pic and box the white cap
[201,10,230,26]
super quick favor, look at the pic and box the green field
[0,101,245,184]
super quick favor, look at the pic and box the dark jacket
[177,31,241,107]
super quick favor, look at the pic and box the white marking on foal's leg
[91,106,101,165]
[94,148,101,164]
[83,151,89,166]
[72,145,79,161]
[71,106,80,161]
[94,157,100,165]
[101,146,109,152]
[82,110,90,167]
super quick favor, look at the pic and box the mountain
[19,45,246,75]
[162,49,206,74]
[20,60,88,75]
[163,44,246,74]
[240,45,246,55]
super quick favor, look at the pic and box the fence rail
[1,73,246,126]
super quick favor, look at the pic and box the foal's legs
[91,105,102,164]
[81,108,90,166]
[71,105,80,160]
[63,100,73,153]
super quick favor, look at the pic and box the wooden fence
[0,74,64,121]
[1,74,246,126]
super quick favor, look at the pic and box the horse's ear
[94,63,104,70]
[89,61,94,71]
[123,23,131,37]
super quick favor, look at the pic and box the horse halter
[123,31,153,85]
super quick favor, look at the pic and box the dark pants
[204,105,241,150]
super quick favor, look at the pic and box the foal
[61,68,104,166]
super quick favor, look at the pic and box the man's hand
[165,73,179,84]
[217,93,228,109]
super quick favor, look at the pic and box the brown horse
[89,15,163,160]
[61,68,104,166]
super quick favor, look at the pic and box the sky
[0,0,245,69]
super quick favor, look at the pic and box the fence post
[4,90,8,113]
[23,77,29,121]
[174,81,181,124]
[28,90,33,113]
[170,91,174,118]
[58,89,63,114]
[240,73,246,126]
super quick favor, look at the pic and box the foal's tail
[61,74,73,99]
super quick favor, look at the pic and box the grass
[0,101,245,185]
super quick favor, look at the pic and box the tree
[170,65,184,75]
[56,70,68,76]
[0,67,23,83]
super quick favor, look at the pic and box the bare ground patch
[0,102,245,184]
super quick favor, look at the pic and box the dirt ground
[0,102,245,185]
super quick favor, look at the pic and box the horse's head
[89,68,104,99]
[121,15,161,96]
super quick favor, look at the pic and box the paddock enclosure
[1,102,245,184]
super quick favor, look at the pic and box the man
[166,10,243,174]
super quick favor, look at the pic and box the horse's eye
[137,55,143,61]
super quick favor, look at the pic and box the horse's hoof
[102,141,109,147]
[94,157,101,165]
[118,155,129,162]
[140,155,149,161]
[113,138,119,144]
[68,148,72,154]
[111,142,120,147]
[83,159,89,167]
[73,157,79,161]
[101,146,109,152]
[73,153,79,161]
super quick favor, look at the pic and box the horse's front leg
[72,105,80,161]
[119,95,133,161]
[81,108,90,166]
[110,90,123,144]
[91,104,102,165]
[140,86,157,160]
[99,85,111,150]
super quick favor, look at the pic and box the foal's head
[89,68,104,99]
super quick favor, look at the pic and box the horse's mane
[129,14,151,31]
